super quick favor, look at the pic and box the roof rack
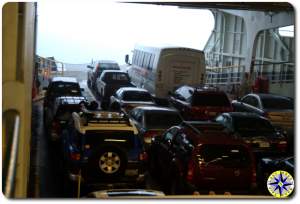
[79,106,130,126]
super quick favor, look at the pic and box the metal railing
[3,114,21,197]
[205,65,246,85]
[205,65,294,85]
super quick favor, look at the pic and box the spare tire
[85,145,127,180]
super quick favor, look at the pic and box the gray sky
[37,1,214,65]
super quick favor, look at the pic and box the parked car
[44,96,87,141]
[96,70,135,109]
[87,60,120,89]
[215,112,288,158]
[43,77,83,124]
[61,104,147,183]
[148,124,256,194]
[109,87,155,112]
[232,93,294,131]
[129,106,183,147]
[257,156,294,193]
[169,85,233,120]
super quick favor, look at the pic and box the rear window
[99,63,120,70]
[103,73,130,83]
[192,92,230,107]
[51,82,81,97]
[97,63,120,76]
[55,105,81,121]
[145,111,182,129]
[261,97,293,109]
[85,130,136,149]
[199,144,250,167]
[123,91,153,102]
[233,117,274,133]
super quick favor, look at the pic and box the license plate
[125,169,138,176]
[208,112,217,116]
[259,142,270,148]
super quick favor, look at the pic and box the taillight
[52,121,61,133]
[186,160,195,182]
[70,153,81,161]
[144,131,158,138]
[277,141,287,151]
[139,151,148,161]
[251,160,257,184]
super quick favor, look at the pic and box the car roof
[72,111,138,134]
[118,87,149,93]
[102,70,127,74]
[223,112,267,120]
[180,123,246,146]
[55,96,87,105]
[248,93,291,100]
[177,85,225,94]
[51,76,78,83]
[133,106,179,113]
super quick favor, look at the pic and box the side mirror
[87,65,93,69]
[125,54,131,65]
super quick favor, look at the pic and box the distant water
[63,63,89,71]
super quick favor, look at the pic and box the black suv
[44,96,87,141]
[61,105,146,183]
[43,77,83,115]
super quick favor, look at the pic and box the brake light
[277,141,287,151]
[139,151,148,161]
[251,160,257,185]
[52,121,60,131]
[144,131,159,138]
[186,160,195,182]
[70,153,81,161]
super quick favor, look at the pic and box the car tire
[101,101,109,110]
[148,153,159,179]
[86,145,127,180]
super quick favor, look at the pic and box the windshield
[145,111,182,129]
[233,117,274,133]
[192,92,230,106]
[123,91,153,102]
[261,97,293,109]
[199,144,250,167]
[51,82,81,97]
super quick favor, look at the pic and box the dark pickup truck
[87,60,120,90]
[95,70,135,109]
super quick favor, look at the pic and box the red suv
[169,85,233,120]
[148,122,256,195]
